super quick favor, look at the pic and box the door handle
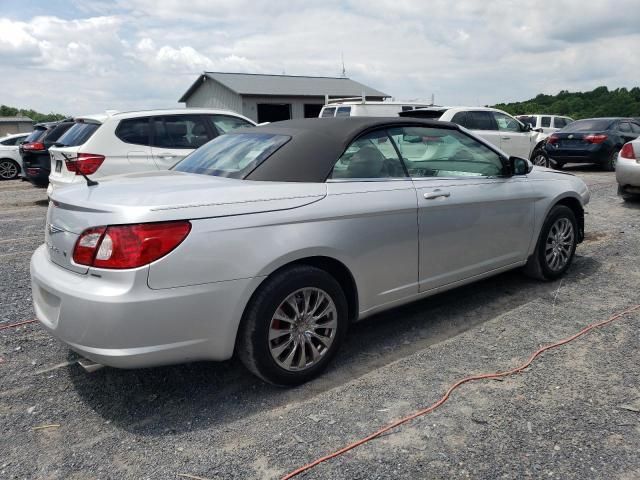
[501,137,511,140]
[423,190,451,200]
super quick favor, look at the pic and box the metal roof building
[178,72,389,123]
[0,116,33,136]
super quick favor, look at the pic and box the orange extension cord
[0,319,37,331]
[281,303,640,480]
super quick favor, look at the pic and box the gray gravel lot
[1,168,639,480]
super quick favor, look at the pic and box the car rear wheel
[531,149,549,168]
[603,148,619,171]
[0,159,19,180]
[524,205,578,281]
[237,265,348,386]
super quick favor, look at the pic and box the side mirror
[522,123,532,132]
[509,156,533,175]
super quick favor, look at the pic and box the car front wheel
[237,265,348,386]
[531,149,549,168]
[524,205,578,281]
[0,159,19,180]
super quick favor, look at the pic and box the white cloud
[0,0,639,114]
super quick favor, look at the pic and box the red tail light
[73,221,191,269]
[65,153,105,175]
[620,142,636,159]
[23,142,45,151]
[547,134,559,145]
[583,134,608,144]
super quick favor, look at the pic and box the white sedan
[616,140,640,201]
[0,132,30,180]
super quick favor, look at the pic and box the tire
[603,148,619,172]
[237,265,348,386]
[618,185,639,202]
[0,159,19,180]
[531,149,549,168]
[524,205,578,281]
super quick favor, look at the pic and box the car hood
[49,170,327,233]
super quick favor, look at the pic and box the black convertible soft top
[231,117,460,182]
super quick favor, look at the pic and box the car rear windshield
[24,127,47,143]
[57,122,101,146]
[172,133,291,179]
[562,119,613,132]
[44,123,74,142]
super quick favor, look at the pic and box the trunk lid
[46,171,326,272]
[49,145,82,188]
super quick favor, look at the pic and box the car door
[492,111,534,159]
[150,114,215,169]
[325,128,419,313]
[388,125,535,293]
[113,116,156,171]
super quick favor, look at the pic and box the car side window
[1,137,16,145]
[493,112,521,132]
[630,123,640,134]
[152,115,211,149]
[619,122,632,133]
[116,117,151,145]
[320,107,336,118]
[207,115,252,135]
[450,112,468,128]
[329,130,406,179]
[335,106,351,117]
[541,116,551,128]
[388,126,504,178]
[554,117,567,129]
[464,111,496,131]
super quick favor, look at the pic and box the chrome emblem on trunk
[48,224,64,235]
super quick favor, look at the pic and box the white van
[319,97,434,118]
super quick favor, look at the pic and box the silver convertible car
[31,118,590,385]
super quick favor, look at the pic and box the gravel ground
[1,168,639,480]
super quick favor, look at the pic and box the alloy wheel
[0,160,18,180]
[532,153,548,167]
[268,287,338,372]
[545,217,574,271]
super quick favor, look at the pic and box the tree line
[493,86,640,120]
[0,105,68,123]
[3,85,639,123]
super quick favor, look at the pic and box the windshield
[57,122,101,146]
[172,133,291,178]
[562,119,613,132]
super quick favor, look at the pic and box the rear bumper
[22,152,51,186]
[545,145,612,164]
[616,157,640,189]
[30,245,253,368]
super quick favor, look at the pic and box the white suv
[48,108,255,193]
[400,107,552,167]
[516,115,574,134]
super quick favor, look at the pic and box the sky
[1,0,639,116]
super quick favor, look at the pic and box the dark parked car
[544,118,640,171]
[21,119,74,187]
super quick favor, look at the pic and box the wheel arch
[552,195,585,243]
[0,157,21,177]
[258,255,359,323]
